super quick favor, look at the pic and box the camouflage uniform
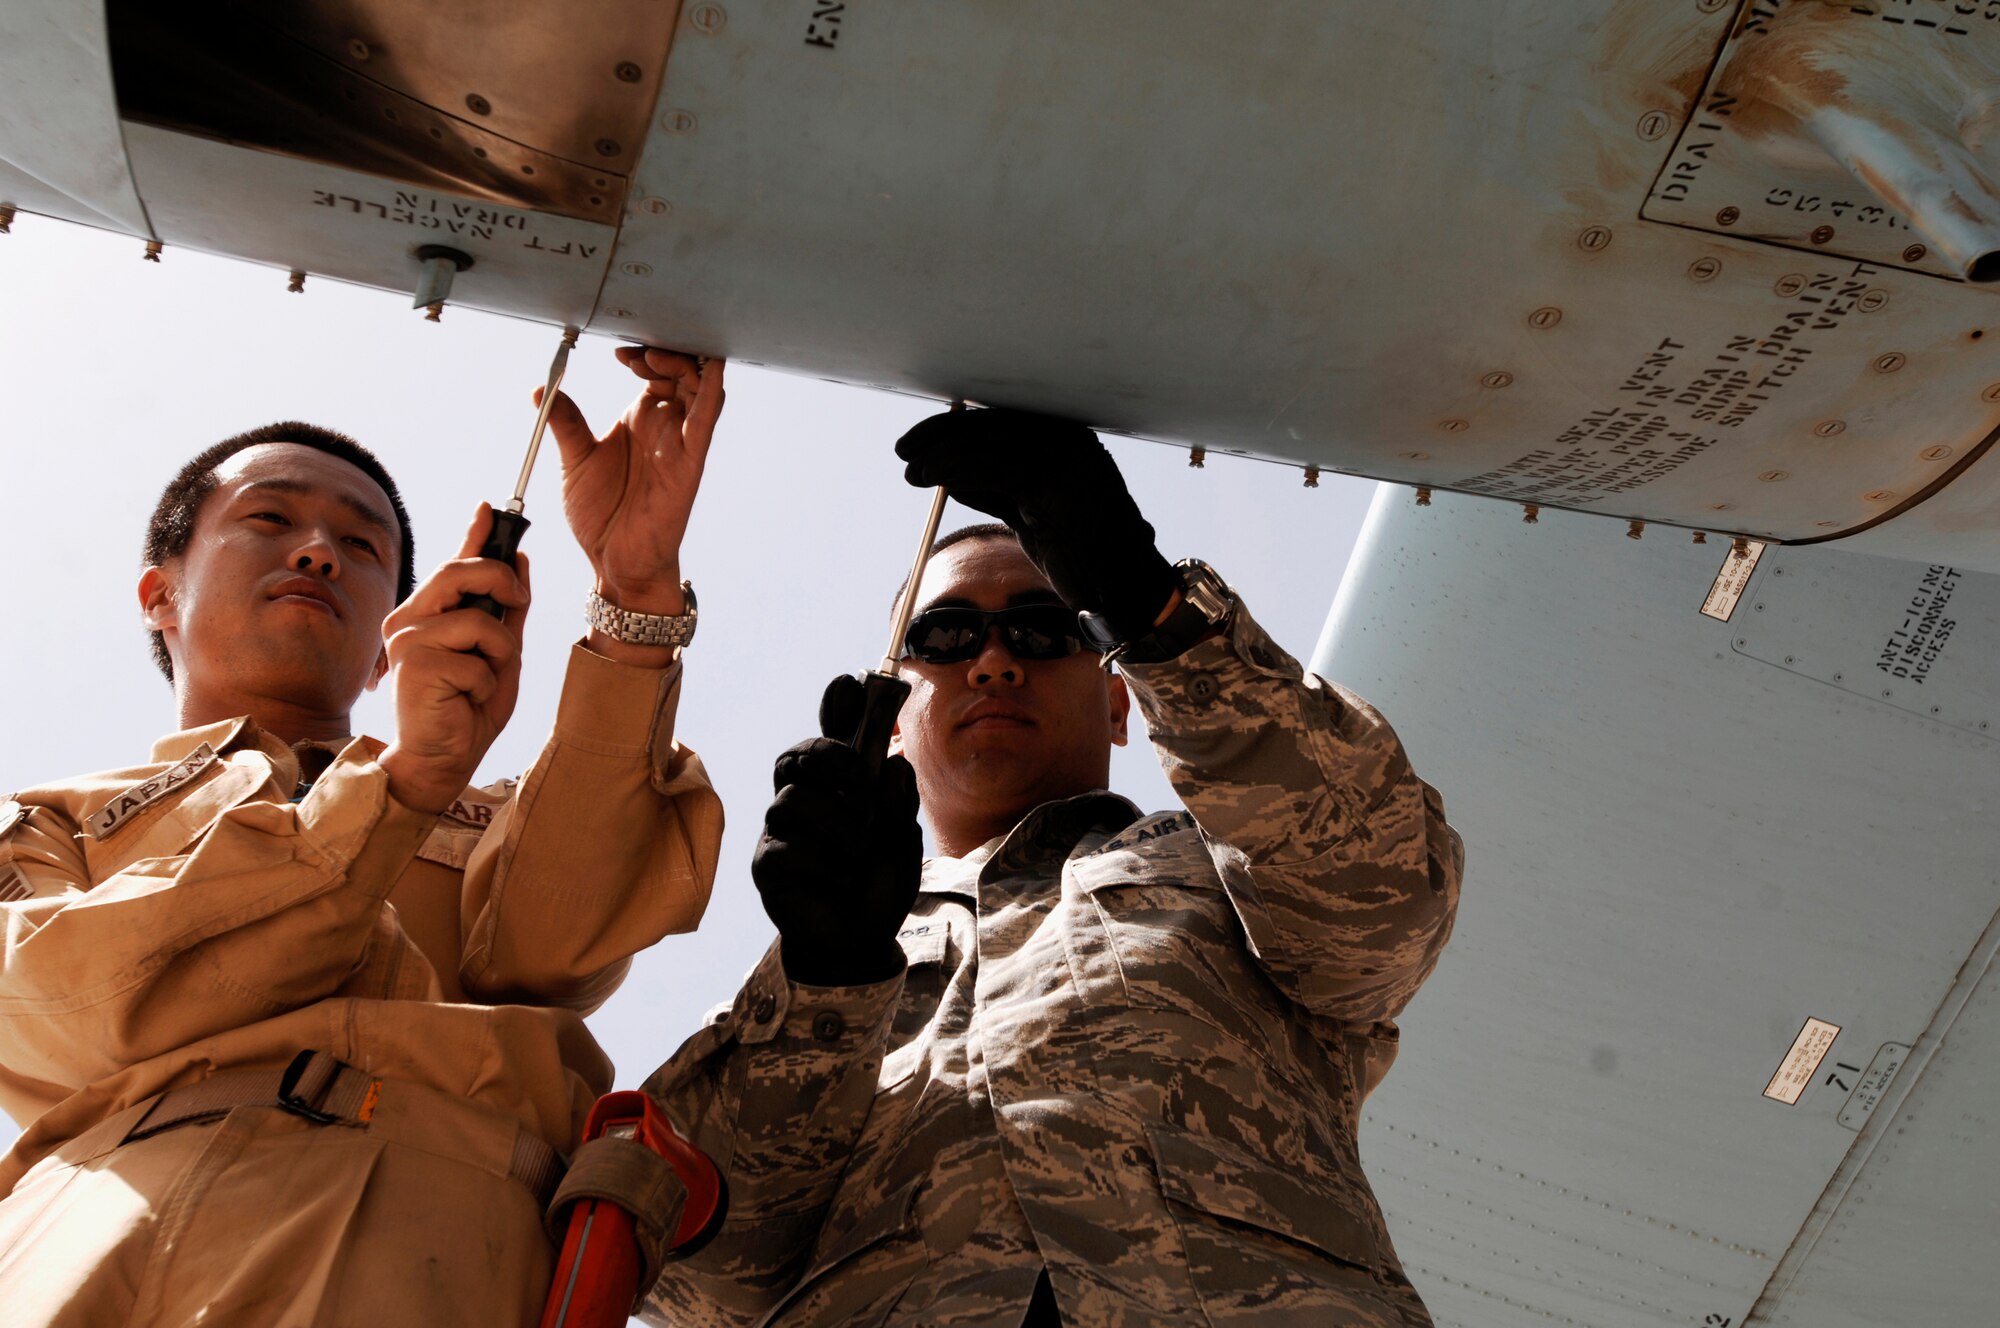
[645,593,1462,1327]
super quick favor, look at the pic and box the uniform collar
[148,716,260,765]
[920,789,1143,893]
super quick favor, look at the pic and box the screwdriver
[461,326,580,617]
[847,401,962,774]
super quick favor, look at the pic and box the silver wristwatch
[585,583,698,648]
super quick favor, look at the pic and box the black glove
[750,674,922,987]
[895,407,1180,643]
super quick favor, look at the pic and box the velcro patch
[87,744,220,839]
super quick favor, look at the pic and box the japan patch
[88,744,220,839]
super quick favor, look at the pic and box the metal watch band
[1077,558,1233,664]
[585,583,698,648]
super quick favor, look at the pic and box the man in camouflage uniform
[640,407,1462,1326]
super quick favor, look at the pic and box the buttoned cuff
[1119,591,1301,720]
[729,939,904,1050]
[556,640,687,788]
[309,739,440,901]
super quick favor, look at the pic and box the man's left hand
[544,346,725,619]
[896,406,1180,643]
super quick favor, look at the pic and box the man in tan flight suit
[0,347,727,1327]
[636,407,1464,1326]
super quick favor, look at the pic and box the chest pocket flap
[80,757,271,880]
[1145,1120,1381,1274]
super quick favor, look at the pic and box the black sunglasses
[901,604,1086,664]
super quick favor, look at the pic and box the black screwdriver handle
[459,508,531,619]
[848,669,912,782]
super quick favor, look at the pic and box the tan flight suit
[642,592,1464,1327]
[0,643,722,1328]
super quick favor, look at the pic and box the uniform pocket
[881,928,950,1089]
[1145,1122,1379,1271]
[766,1180,925,1327]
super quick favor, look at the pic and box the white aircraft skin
[3,2,1997,1324]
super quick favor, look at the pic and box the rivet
[1688,257,1721,282]
[1578,226,1612,252]
[1692,530,1707,544]
[620,260,654,277]
[142,240,163,262]
[1439,418,1469,433]
[662,109,699,134]
[1858,288,1889,312]
[424,301,443,322]
[1774,273,1806,297]
[287,269,306,294]
[348,38,371,61]
[465,93,492,116]
[1872,352,1905,373]
[1810,224,1835,245]
[1415,486,1433,506]
[594,138,621,157]
[1528,306,1562,329]
[0,205,13,234]
[1863,489,1896,502]
[1627,519,1645,540]
[1188,447,1206,468]
[1522,504,1540,524]
[1481,370,1513,389]
[1303,465,1320,488]
[1902,243,1928,263]
[1982,382,2000,403]
[615,61,644,83]
[1813,420,1846,437]
[638,197,673,216]
[1716,206,1740,226]
[1636,110,1672,141]
[1758,469,1789,482]
[690,3,728,33]
[1919,445,1953,461]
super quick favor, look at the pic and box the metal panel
[120,123,614,327]
[1314,486,2000,1326]
[594,0,2000,546]
[0,0,148,234]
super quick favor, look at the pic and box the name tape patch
[88,744,220,840]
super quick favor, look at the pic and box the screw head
[1480,370,1514,389]
[606,308,635,319]
[620,261,654,278]
[1813,420,1846,437]
[1710,502,1735,512]
[1401,450,1431,460]
[1578,226,1612,252]
[1919,445,1953,461]
[1439,418,1469,433]
[1902,243,1928,263]
[1716,206,1741,226]
[1983,382,2000,403]
[348,38,371,61]
[1688,257,1721,282]
[1774,273,1806,297]
[1863,489,1897,503]
[465,93,492,116]
[1696,0,1730,11]
[1809,224,1835,245]
[1758,470,1789,482]
[615,61,644,83]
[662,109,699,134]
[1872,352,1906,373]
[594,138,621,157]
[1637,110,1672,141]
[1858,288,1890,313]
[1528,306,1562,329]
[690,3,728,33]
[638,197,672,216]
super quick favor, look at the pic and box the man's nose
[290,528,341,579]
[965,628,1024,687]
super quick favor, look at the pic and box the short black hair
[142,422,416,681]
[892,522,1018,613]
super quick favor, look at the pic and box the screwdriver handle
[460,508,531,619]
[848,670,912,782]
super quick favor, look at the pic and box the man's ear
[138,565,178,631]
[1107,672,1132,748]
[888,720,904,758]
[365,644,390,692]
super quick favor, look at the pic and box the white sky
[0,218,1372,1156]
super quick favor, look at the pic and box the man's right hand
[751,674,922,987]
[379,505,530,815]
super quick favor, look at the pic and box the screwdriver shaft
[879,399,966,674]
[509,327,581,512]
